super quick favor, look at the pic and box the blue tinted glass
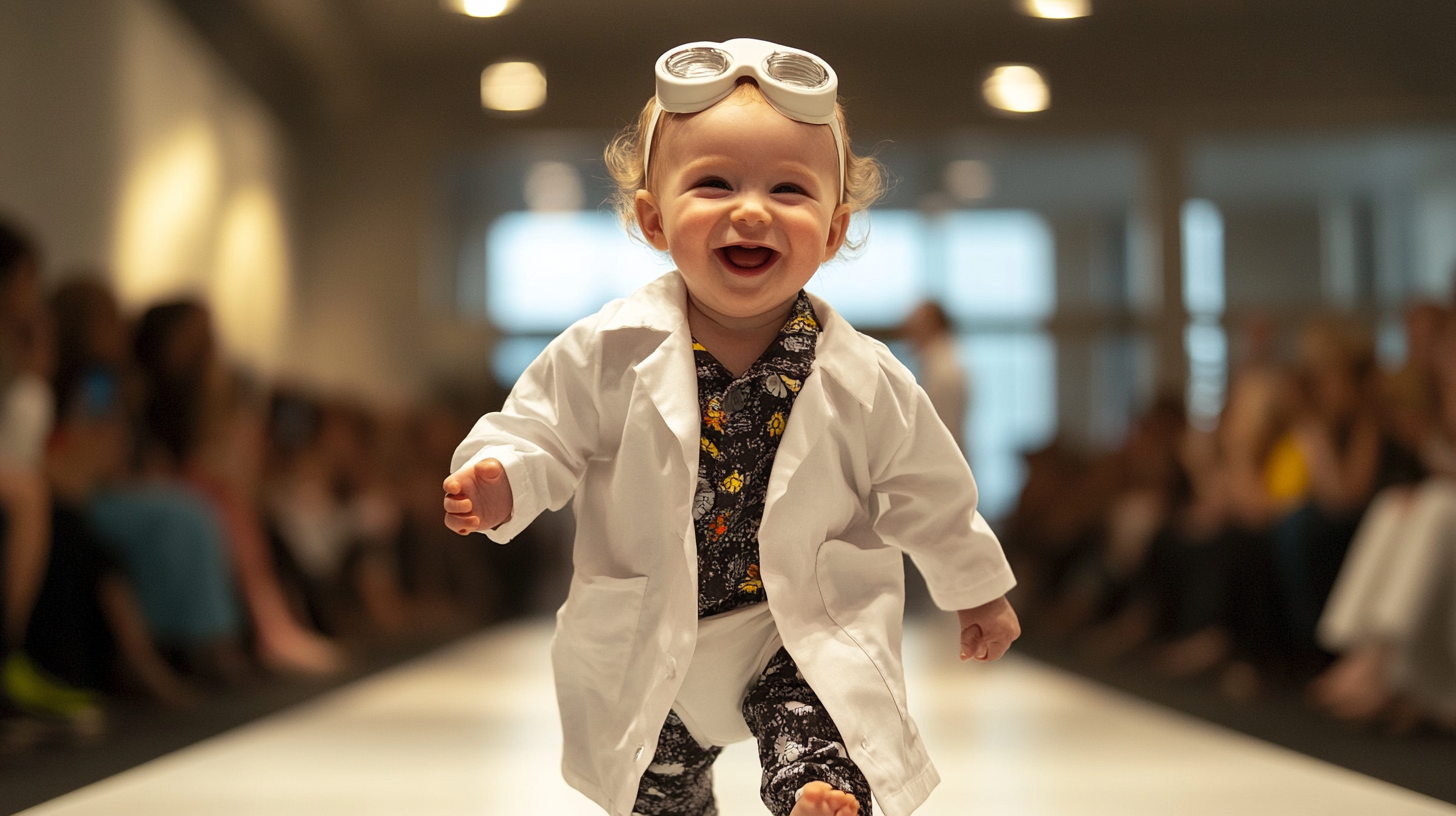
[943,210,1055,321]
[1185,317,1228,428]
[807,210,926,328]
[959,331,1057,520]
[486,212,672,333]
[492,335,552,386]
[1182,198,1225,315]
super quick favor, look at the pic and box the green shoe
[4,651,97,719]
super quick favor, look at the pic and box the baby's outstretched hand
[957,595,1021,662]
[442,458,514,535]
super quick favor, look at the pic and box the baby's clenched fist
[957,595,1021,662]
[442,458,514,535]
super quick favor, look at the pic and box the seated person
[4,367,195,742]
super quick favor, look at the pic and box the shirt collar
[601,271,878,409]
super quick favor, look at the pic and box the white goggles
[643,38,845,201]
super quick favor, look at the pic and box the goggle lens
[664,47,732,79]
[763,52,830,89]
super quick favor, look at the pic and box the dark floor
[0,634,459,815]
[1015,633,1456,806]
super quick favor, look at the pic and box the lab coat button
[860,738,870,751]
[634,744,644,760]
[666,657,677,679]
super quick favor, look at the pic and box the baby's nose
[731,195,771,227]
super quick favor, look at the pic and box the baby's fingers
[443,512,480,535]
[959,623,983,661]
[975,636,1014,662]
[443,495,473,514]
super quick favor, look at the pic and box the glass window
[960,332,1058,520]
[1182,198,1225,316]
[491,335,553,386]
[486,211,672,333]
[1181,199,1228,427]
[482,206,1058,521]
[943,210,1056,322]
[807,210,926,328]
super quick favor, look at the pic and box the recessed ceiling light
[481,61,546,112]
[982,64,1049,113]
[1018,0,1091,19]
[443,0,518,19]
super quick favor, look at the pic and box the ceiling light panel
[481,61,546,112]
[443,0,518,19]
[1018,0,1091,19]
[982,64,1050,113]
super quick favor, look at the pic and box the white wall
[0,0,294,377]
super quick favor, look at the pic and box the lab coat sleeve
[868,358,1016,612]
[451,315,605,544]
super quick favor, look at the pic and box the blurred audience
[0,213,514,760]
[1012,303,1456,734]
[14,194,1446,759]
[1314,305,1456,730]
[265,394,410,639]
[131,301,342,677]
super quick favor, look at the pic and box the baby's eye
[772,183,806,195]
[695,178,731,191]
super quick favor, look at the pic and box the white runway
[19,617,1456,816]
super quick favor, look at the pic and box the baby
[444,39,1020,816]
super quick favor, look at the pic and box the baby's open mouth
[717,245,778,271]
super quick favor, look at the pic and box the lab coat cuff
[458,446,537,543]
[927,568,1017,613]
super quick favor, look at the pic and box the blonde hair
[604,82,885,253]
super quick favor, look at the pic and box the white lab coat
[453,271,1014,816]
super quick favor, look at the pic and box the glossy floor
[19,618,1456,816]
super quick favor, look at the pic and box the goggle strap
[642,98,664,191]
[640,99,847,204]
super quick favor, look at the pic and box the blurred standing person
[903,301,969,450]
[900,301,972,615]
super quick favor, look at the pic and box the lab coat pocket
[552,574,650,715]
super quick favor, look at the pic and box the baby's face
[635,96,849,323]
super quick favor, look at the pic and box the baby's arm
[446,313,608,542]
[863,346,1019,657]
[957,595,1020,662]
[443,458,514,535]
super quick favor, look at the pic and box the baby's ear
[822,203,852,261]
[634,190,670,251]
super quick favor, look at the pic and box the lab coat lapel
[764,296,877,513]
[633,326,700,480]
[618,274,700,579]
[765,365,831,511]
[605,271,700,484]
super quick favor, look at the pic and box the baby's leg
[633,710,722,816]
[742,649,872,816]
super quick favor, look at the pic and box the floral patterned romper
[632,292,874,816]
